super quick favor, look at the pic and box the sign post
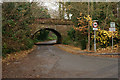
[94,30,96,52]
[109,22,116,50]
[111,30,114,50]
[93,20,98,52]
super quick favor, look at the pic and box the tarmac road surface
[2,41,118,78]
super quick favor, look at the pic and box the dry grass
[96,44,119,53]
[2,45,37,64]
[55,44,120,58]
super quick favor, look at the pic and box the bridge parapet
[29,19,74,37]
[35,18,73,25]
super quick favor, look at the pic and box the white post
[94,30,96,52]
[93,20,98,52]
[110,22,115,50]
[112,32,113,50]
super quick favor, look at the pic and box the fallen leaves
[2,45,37,64]
[97,44,119,53]
[55,44,120,58]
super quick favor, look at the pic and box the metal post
[93,20,98,52]
[94,30,96,52]
[112,32,113,50]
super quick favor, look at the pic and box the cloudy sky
[44,2,59,11]
[42,1,59,18]
[30,0,60,18]
[29,0,59,11]
[42,1,72,19]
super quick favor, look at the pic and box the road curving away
[2,45,118,78]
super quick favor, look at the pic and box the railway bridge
[29,18,73,43]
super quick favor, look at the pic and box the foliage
[91,29,119,48]
[67,28,76,41]
[67,27,88,50]
[30,2,51,19]
[67,14,92,50]
[34,30,50,42]
[74,13,92,32]
[62,2,120,50]
[2,2,51,55]
[34,30,58,43]
[48,33,57,40]
[65,2,118,29]
[62,36,73,45]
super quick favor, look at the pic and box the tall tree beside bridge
[63,2,119,50]
[59,2,66,19]
[2,2,51,55]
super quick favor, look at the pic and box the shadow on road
[34,40,59,45]
[35,43,57,45]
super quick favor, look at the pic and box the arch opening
[32,28,62,44]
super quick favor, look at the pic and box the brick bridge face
[29,19,73,43]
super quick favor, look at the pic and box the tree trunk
[88,1,90,51]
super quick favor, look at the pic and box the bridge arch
[32,28,62,44]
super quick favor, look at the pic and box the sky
[44,2,59,11]
[0,0,2,3]
[42,1,60,18]
[42,1,72,19]
[30,0,72,19]
[29,0,60,18]
[29,0,59,11]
